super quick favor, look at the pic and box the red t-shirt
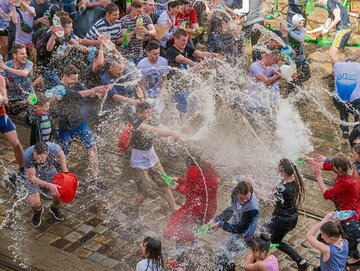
[176,8,198,39]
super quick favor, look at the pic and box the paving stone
[100,258,121,269]
[76,223,94,234]
[62,217,84,229]
[47,224,73,236]
[64,231,83,242]
[83,239,103,251]
[63,241,83,253]
[38,232,61,245]
[94,235,110,245]
[50,238,71,249]
[87,252,107,263]
[93,225,109,234]
[75,248,92,258]
[80,231,97,243]
[87,217,104,227]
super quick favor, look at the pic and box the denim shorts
[0,114,16,134]
[57,122,96,155]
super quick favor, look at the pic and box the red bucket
[53,172,78,203]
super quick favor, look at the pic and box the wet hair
[35,93,50,107]
[131,0,143,8]
[331,154,353,176]
[251,234,271,254]
[278,158,305,208]
[136,102,152,113]
[142,237,164,270]
[235,180,253,196]
[60,16,72,28]
[320,221,342,239]
[106,3,119,14]
[34,142,49,154]
[180,0,192,5]
[63,64,79,77]
[146,41,160,52]
[168,0,181,9]
[353,144,360,156]
[174,28,188,39]
[11,43,25,54]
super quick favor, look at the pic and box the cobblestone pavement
[1,1,360,270]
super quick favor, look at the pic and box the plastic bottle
[136,15,145,40]
[87,46,96,62]
[122,26,131,46]
[159,173,174,187]
[280,45,294,65]
[103,38,116,51]
[306,0,315,15]
[28,93,38,105]
[45,85,67,99]
[194,224,211,235]
[52,15,64,38]
[333,210,356,221]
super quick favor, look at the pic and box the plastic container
[52,172,78,203]
[194,224,211,235]
[52,15,64,38]
[159,173,174,187]
[280,64,296,82]
[136,16,145,40]
[103,39,116,51]
[333,210,356,221]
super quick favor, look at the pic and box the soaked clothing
[263,255,280,271]
[136,259,162,271]
[327,0,350,31]
[0,114,16,134]
[320,240,348,271]
[131,117,157,151]
[24,108,52,145]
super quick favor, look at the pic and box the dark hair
[60,16,72,28]
[136,102,152,113]
[63,64,79,77]
[35,93,50,107]
[168,0,180,9]
[320,221,342,239]
[142,237,164,270]
[12,43,26,54]
[55,10,70,19]
[146,41,160,52]
[180,0,192,5]
[131,0,143,8]
[34,142,49,154]
[174,28,188,39]
[251,234,271,254]
[235,180,253,195]
[278,158,305,208]
[106,3,119,14]
[353,144,360,156]
[331,154,353,176]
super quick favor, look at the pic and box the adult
[128,102,186,213]
[119,0,156,64]
[209,180,260,270]
[268,159,310,271]
[0,0,14,60]
[142,0,156,24]
[24,142,67,227]
[47,64,108,189]
[30,0,50,31]
[0,74,25,187]
[176,0,199,43]
[0,43,34,115]
[157,0,180,49]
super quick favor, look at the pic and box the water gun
[159,173,174,187]
[122,26,131,46]
[194,224,211,235]
[28,93,38,105]
[270,243,279,249]
[333,210,356,221]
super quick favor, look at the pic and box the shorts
[23,175,53,196]
[0,114,16,134]
[174,91,197,114]
[57,121,96,155]
[0,29,8,37]
[333,28,352,49]
[133,161,167,197]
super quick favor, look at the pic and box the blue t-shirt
[136,57,169,98]
[0,0,12,31]
[333,61,360,103]
[24,142,61,182]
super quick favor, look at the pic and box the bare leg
[330,46,339,65]
[0,36,8,60]
[3,130,24,168]
[27,193,41,210]
[162,186,176,211]
[88,146,99,181]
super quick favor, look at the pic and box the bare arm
[46,32,57,52]
[81,37,101,46]
[255,73,281,86]
[138,122,182,139]
[192,50,221,59]
[326,7,341,31]
[20,0,36,16]
[0,76,8,105]
[311,161,328,194]
[112,94,140,105]
[26,167,52,188]
[92,44,104,73]
[57,150,68,172]
[78,85,108,98]
[10,5,18,24]
[175,54,196,67]
[0,62,31,78]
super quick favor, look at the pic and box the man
[157,0,180,49]
[287,0,306,25]
[142,0,156,24]
[83,3,122,48]
[0,74,25,187]
[0,43,34,115]
[137,42,169,110]
[30,0,50,31]
[0,0,14,59]
[47,64,108,189]
[119,0,156,64]
[24,142,67,227]
[307,0,351,64]
[176,0,200,43]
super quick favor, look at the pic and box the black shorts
[0,29,9,37]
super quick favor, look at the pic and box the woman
[306,212,348,271]
[268,159,310,271]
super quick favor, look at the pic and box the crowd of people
[1,0,360,270]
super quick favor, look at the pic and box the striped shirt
[40,114,52,142]
[119,14,152,58]
[85,17,122,43]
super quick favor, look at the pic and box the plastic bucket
[53,172,78,203]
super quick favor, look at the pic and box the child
[24,93,52,146]
[244,234,279,271]
[306,212,348,271]
[289,14,311,82]
[136,237,164,271]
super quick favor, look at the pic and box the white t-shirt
[333,61,360,103]
[157,11,176,47]
[136,259,162,271]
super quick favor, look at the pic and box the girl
[136,237,164,271]
[268,159,310,271]
[244,234,279,271]
[306,212,348,271]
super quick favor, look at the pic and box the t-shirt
[136,259,162,271]
[273,181,298,217]
[30,0,49,21]
[2,60,34,99]
[136,57,169,98]
[73,2,105,38]
[119,14,153,58]
[15,8,35,44]
[327,0,350,30]
[157,11,176,47]
[333,62,360,103]
[0,0,12,31]
[86,17,122,43]
[176,8,198,39]
[165,44,195,70]
[24,142,61,182]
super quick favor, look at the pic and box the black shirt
[327,0,350,30]
[273,181,298,216]
[131,118,158,151]
[165,44,196,69]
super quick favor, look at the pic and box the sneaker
[298,262,311,271]
[312,267,320,271]
[49,205,64,221]
[6,173,18,188]
[343,131,349,138]
[39,188,52,200]
[32,206,44,227]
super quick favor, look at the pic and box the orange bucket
[53,172,78,203]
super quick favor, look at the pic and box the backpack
[118,121,133,153]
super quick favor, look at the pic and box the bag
[118,122,133,153]
[53,172,78,203]
[16,9,33,33]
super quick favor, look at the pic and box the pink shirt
[263,255,279,271]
